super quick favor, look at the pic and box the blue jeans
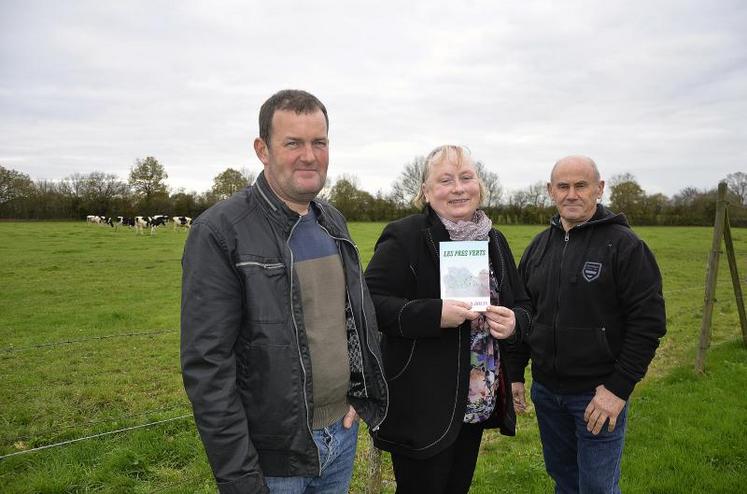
[531,381,628,494]
[265,419,359,494]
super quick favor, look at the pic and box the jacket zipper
[234,261,284,269]
[552,230,570,374]
[286,216,321,475]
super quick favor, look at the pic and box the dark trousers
[391,422,484,494]
[531,381,627,494]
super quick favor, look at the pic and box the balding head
[550,155,600,184]
[547,155,605,231]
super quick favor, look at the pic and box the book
[439,240,490,311]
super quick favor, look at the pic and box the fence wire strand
[0,414,192,460]
[0,329,177,354]
[5,402,191,443]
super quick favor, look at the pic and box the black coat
[365,207,531,459]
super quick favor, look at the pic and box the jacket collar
[550,203,629,231]
[252,171,343,237]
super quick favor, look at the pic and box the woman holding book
[365,145,531,493]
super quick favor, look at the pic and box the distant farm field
[1,221,745,493]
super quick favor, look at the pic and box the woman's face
[422,158,481,222]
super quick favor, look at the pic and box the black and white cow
[134,215,168,235]
[172,216,192,230]
[119,216,135,229]
[134,216,149,235]
[149,216,168,231]
[86,214,106,224]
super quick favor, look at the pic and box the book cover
[439,240,490,311]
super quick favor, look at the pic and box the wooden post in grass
[695,182,747,373]
[723,208,747,346]
[365,440,382,494]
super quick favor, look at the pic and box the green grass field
[0,221,745,493]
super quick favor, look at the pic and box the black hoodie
[506,204,666,400]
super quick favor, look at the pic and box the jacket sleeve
[180,221,269,494]
[605,237,667,400]
[364,223,444,339]
[494,232,533,347]
[504,239,538,383]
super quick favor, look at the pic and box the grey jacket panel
[180,172,387,492]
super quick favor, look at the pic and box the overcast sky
[1,0,745,199]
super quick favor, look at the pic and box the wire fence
[1,276,739,358]
[0,414,192,461]
[1,252,744,470]
[2,274,741,462]
[0,328,178,354]
[6,402,191,443]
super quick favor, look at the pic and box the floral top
[464,264,501,423]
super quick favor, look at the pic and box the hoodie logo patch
[582,262,602,282]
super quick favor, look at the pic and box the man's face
[547,158,604,230]
[254,109,329,213]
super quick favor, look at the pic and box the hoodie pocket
[526,322,555,372]
[555,326,616,377]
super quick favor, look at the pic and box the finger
[464,310,480,321]
[342,407,357,429]
[587,410,602,432]
[593,416,606,435]
[584,402,595,422]
[608,417,616,433]
[589,413,606,435]
[447,300,473,310]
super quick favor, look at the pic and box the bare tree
[509,190,530,209]
[725,171,747,205]
[525,181,550,208]
[390,156,426,207]
[475,162,503,207]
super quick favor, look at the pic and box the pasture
[0,221,745,493]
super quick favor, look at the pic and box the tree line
[1,157,746,227]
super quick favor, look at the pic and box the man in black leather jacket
[180,90,387,494]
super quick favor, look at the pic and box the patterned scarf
[438,209,492,241]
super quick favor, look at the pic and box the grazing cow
[120,216,135,229]
[103,217,115,227]
[134,215,168,235]
[134,216,149,235]
[86,215,103,224]
[148,215,168,234]
[172,216,192,230]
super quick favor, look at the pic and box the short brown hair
[258,89,328,144]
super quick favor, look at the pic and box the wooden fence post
[695,182,728,373]
[722,207,747,346]
[365,442,382,494]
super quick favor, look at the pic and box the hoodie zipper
[552,230,570,374]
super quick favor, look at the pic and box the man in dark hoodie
[508,155,666,493]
